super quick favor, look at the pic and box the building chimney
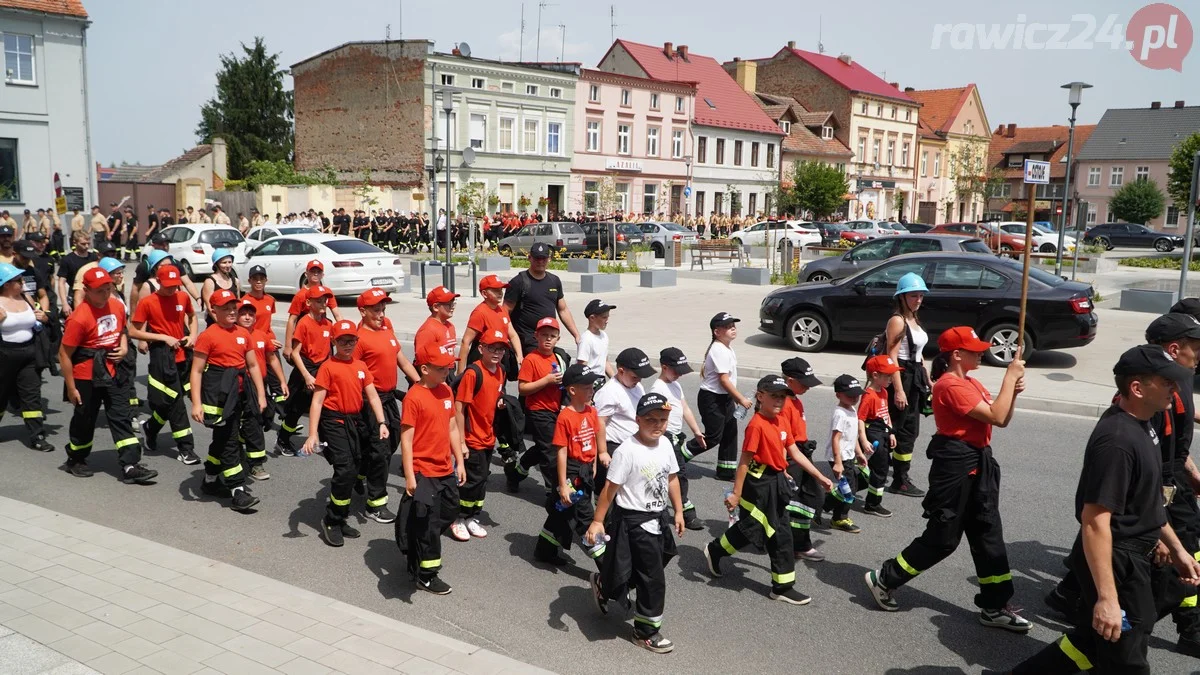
[904,86,916,93]
[787,40,796,50]
[733,59,757,93]
[889,82,899,89]
[837,54,852,66]
[1151,101,1161,109]
[663,42,673,58]
[677,45,689,60]
[1006,123,1016,137]
[1176,100,1186,108]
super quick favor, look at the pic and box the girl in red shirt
[867,326,1030,633]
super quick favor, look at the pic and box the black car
[1083,222,1184,252]
[581,221,647,258]
[759,252,1097,366]
[900,222,934,233]
[800,234,993,282]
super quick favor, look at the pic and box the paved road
[0,367,1194,674]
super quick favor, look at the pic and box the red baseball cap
[155,264,182,287]
[417,343,456,368]
[536,317,560,332]
[937,326,992,353]
[306,260,324,272]
[479,274,508,291]
[426,286,460,306]
[331,320,358,340]
[238,298,257,313]
[209,289,238,307]
[865,354,902,375]
[357,287,392,309]
[479,328,509,346]
[307,284,333,300]
[82,268,113,289]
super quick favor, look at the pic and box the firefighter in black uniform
[0,262,52,452]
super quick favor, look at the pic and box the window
[646,127,659,157]
[469,113,486,150]
[584,180,598,213]
[748,193,757,215]
[891,106,897,119]
[862,261,927,289]
[1087,203,1097,223]
[0,138,19,201]
[696,191,706,215]
[733,140,743,166]
[905,108,912,122]
[615,183,630,211]
[929,262,1004,291]
[620,89,631,107]
[1167,205,1180,226]
[436,110,457,149]
[586,120,600,152]
[857,137,867,163]
[895,238,940,255]
[440,74,455,86]
[546,121,562,155]
[901,142,910,168]
[672,130,684,158]
[650,93,660,110]
[780,121,792,134]
[526,84,539,96]
[1110,166,1124,187]
[836,162,846,173]
[920,153,928,177]
[1087,166,1101,186]
[471,77,485,89]
[933,152,941,178]
[766,144,775,169]
[849,239,897,262]
[822,126,834,140]
[716,139,725,164]
[964,121,974,135]
[617,124,631,154]
[876,104,883,117]
[886,139,895,165]
[4,34,34,84]
[697,136,707,163]
[751,142,760,167]
[549,87,562,99]
[588,84,600,102]
[643,184,657,213]
[523,119,539,153]
[675,96,685,113]
[872,139,881,164]
[860,101,868,114]
[1135,165,1150,182]
[995,182,1011,198]
[498,116,515,151]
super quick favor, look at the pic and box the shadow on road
[362,537,417,605]
[283,477,331,539]
[545,584,627,644]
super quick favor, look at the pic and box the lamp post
[442,89,454,273]
[1178,151,1200,298]
[1055,81,1091,276]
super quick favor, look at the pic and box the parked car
[813,222,868,246]
[995,221,1076,253]
[497,221,588,257]
[843,220,898,239]
[800,234,993,282]
[759,252,1097,366]
[1083,222,1184,252]
[245,224,320,243]
[579,221,646,258]
[235,233,404,296]
[900,222,934,234]
[139,225,246,281]
[637,221,699,258]
[929,222,1029,255]
[731,220,821,251]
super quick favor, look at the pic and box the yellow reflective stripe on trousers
[152,411,167,425]
[329,494,351,507]
[245,449,266,459]
[1183,595,1198,608]
[21,410,43,419]
[459,498,484,508]
[539,529,561,547]
[719,533,738,555]
[114,437,140,449]
[1057,635,1093,671]
[867,485,884,496]
[978,572,1012,585]
[202,404,223,416]
[280,422,299,433]
[896,553,920,576]
[891,451,912,462]
[419,558,442,569]
[146,375,178,399]
[634,614,663,628]
[171,428,192,439]
[366,495,388,508]
[771,570,796,585]
[222,464,243,478]
[738,498,776,539]
[68,441,92,451]
[206,454,221,465]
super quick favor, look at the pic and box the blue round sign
[683,186,692,197]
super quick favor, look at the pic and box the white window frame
[546,121,562,155]
[886,139,895,165]
[696,136,707,163]
[766,143,775,169]
[526,84,539,96]
[523,118,540,154]
[617,124,631,155]
[780,120,792,134]
[860,101,868,114]
[501,81,515,93]
[675,96,685,113]
[1086,202,1097,224]
[1167,205,1180,226]
[920,151,928,176]
[933,152,941,178]
[440,73,455,86]
[872,138,881,164]
[620,89,631,107]
[3,33,35,85]
[821,125,833,140]
[549,87,562,99]
[584,180,599,214]
[905,108,912,122]
[750,141,760,167]
[0,137,20,202]
[1087,166,1101,187]
[615,182,630,211]
[643,183,657,214]
[857,137,866,163]
[588,84,600,103]
[469,113,487,150]
[891,106,897,119]
[646,126,659,157]
[672,129,684,158]
[586,120,601,152]
[498,115,516,152]
[471,77,486,89]
[1110,166,1124,187]
[649,93,660,110]
[901,142,910,167]
[436,110,457,150]
[1135,165,1150,182]
[876,104,883,117]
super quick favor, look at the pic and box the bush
[1118,256,1200,271]
[770,271,799,285]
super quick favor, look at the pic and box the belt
[1112,538,1158,559]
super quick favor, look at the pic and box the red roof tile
[989,124,1096,179]
[0,0,87,18]
[608,40,783,136]
[785,49,915,103]
[907,86,974,134]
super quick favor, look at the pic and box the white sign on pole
[1023,159,1051,185]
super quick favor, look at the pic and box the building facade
[571,69,694,218]
[985,122,1096,225]
[1074,101,1199,229]
[0,0,95,213]
[908,84,991,225]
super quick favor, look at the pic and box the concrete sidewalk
[0,496,551,675]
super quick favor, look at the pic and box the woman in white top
[686,312,752,481]
[885,272,931,498]
[0,262,52,451]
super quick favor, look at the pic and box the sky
[84,0,1196,166]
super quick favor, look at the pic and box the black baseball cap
[1145,313,1200,344]
[0,225,12,236]
[615,347,656,378]
[13,240,36,257]
[562,363,602,387]
[25,231,45,242]
[100,244,117,255]
[833,374,865,396]
[659,347,693,375]
[584,299,616,317]
[1113,344,1192,382]
[248,264,268,278]
[1171,298,1200,320]
[150,231,170,245]
[636,392,672,416]
[710,312,740,329]
[781,357,822,387]
[529,242,551,258]
[756,375,791,394]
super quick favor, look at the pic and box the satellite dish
[458,42,472,58]
[462,147,476,167]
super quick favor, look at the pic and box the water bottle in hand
[1121,610,1132,632]
[733,405,749,422]
[555,489,585,511]
[723,488,739,524]
[835,476,855,504]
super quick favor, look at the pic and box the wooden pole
[1016,188,1036,353]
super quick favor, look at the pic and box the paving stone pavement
[0,496,554,675]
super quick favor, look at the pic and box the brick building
[985,122,1096,225]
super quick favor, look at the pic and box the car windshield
[616,223,642,235]
[198,230,244,246]
[1032,222,1054,233]
[558,222,584,234]
[279,226,315,235]
[323,240,387,255]
[995,258,1065,287]
[658,222,689,232]
[886,223,907,231]
[961,239,994,254]
[823,223,845,232]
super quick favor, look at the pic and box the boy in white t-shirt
[586,392,684,654]
[649,347,706,530]
[826,375,868,534]
[593,347,655,487]
[576,299,615,382]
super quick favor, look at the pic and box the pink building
[571,69,696,218]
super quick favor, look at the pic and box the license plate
[567,238,580,244]
[370,277,392,286]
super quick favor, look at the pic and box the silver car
[800,234,993,282]
[637,221,699,258]
[497,221,587,257]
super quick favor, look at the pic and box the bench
[689,240,744,270]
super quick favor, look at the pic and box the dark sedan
[760,252,1097,366]
[800,234,993,282]
[582,221,646,258]
[1083,222,1184,251]
[813,222,867,246]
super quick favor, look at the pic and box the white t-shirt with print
[594,378,644,444]
[700,341,737,394]
[826,405,858,462]
[649,378,684,434]
[609,434,679,534]
[576,329,609,376]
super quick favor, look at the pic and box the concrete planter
[1120,288,1178,314]
[730,266,771,286]
[477,256,511,272]
[581,273,621,293]
[639,269,676,288]
[632,251,656,269]
[568,258,600,274]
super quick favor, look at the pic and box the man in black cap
[1008,344,1200,674]
[504,242,580,354]
[25,232,58,319]
[12,240,47,307]
[144,205,158,242]
[577,299,616,383]
[0,223,15,264]
[594,347,656,488]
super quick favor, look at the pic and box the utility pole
[1178,150,1200,298]
[519,4,525,61]
[558,24,566,62]
[536,1,555,62]
[610,5,618,44]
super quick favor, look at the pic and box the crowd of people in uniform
[3,231,1200,667]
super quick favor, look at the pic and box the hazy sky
[85,0,1195,166]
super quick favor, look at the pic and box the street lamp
[442,88,454,269]
[1055,81,1091,276]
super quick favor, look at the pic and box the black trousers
[509,408,557,486]
[67,379,141,467]
[667,431,698,520]
[319,412,363,524]
[538,459,601,565]
[714,471,796,594]
[359,392,401,510]
[144,348,194,455]
[823,461,857,520]
[879,438,1014,610]
[600,520,668,638]
[788,443,824,553]
[237,394,266,469]
[690,389,738,478]
[886,366,923,483]
[204,395,248,489]
[278,359,321,448]
[397,473,459,580]
[459,447,492,518]
[862,425,891,507]
[262,367,286,430]
[0,340,45,440]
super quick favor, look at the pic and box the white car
[996,221,1076,253]
[245,224,320,244]
[843,220,898,239]
[139,225,246,280]
[235,233,404,296]
[732,220,821,251]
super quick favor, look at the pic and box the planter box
[639,269,676,288]
[477,256,511,272]
[581,273,620,293]
[568,258,600,274]
[748,245,770,260]
[632,251,656,269]
[730,267,771,286]
[1120,288,1178,314]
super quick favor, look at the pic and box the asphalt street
[0,364,1196,674]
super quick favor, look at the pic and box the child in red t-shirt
[237,299,288,480]
[508,317,567,491]
[276,284,334,455]
[858,355,901,518]
[451,327,508,541]
[779,357,826,562]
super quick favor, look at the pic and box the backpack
[863,314,914,370]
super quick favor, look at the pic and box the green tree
[1167,132,1200,209]
[781,161,849,219]
[1109,178,1166,224]
[196,37,294,180]
[240,160,337,191]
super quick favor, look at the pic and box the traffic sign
[54,196,67,214]
[683,186,692,198]
[1023,159,1050,185]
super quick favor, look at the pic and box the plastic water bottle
[554,489,585,511]
[733,405,749,422]
[298,442,325,457]
[1121,610,1132,632]
[835,476,855,504]
[586,533,610,548]
[723,488,739,524]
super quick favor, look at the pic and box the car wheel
[982,323,1034,367]
[652,243,664,258]
[1154,238,1175,253]
[998,244,1014,258]
[177,260,194,281]
[1039,243,1056,253]
[602,245,614,260]
[806,271,832,282]
[1095,236,1112,250]
[785,310,830,352]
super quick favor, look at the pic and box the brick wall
[754,53,852,146]
[292,42,428,186]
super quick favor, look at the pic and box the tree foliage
[777,161,849,219]
[196,37,294,180]
[946,139,1004,215]
[1109,178,1166,224]
[239,160,338,191]
[1167,132,1200,210]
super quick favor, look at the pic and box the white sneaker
[448,519,470,542]
[466,519,488,538]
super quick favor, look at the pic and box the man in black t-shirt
[1011,345,1200,675]
[56,231,96,315]
[503,242,580,355]
[144,206,158,242]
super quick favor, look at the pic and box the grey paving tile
[16,576,63,595]
[0,587,52,610]
[108,635,160,660]
[137,648,206,675]
[42,662,104,675]
[315,650,397,675]
[0,578,14,594]
[51,571,122,599]
[0,600,29,622]
[277,656,334,675]
[259,607,318,632]
[70,541,128,565]
[282,635,336,662]
[85,652,142,675]
[169,613,239,646]
[4,613,74,644]
[0,623,11,637]
[136,582,205,611]
[104,557,180,585]
[139,604,188,625]
[332,635,412,668]
[74,620,135,647]
[43,586,110,614]
[219,633,295,668]
[396,656,451,675]
[332,616,389,640]
[157,633,225,662]
[49,634,113,663]
[123,617,183,644]
[296,622,350,647]
[242,619,298,648]
[85,604,145,629]
[0,561,38,584]
[28,601,95,631]
[434,650,514,675]
[0,632,70,675]
[98,569,144,590]
[104,590,159,614]
[373,630,453,662]
[163,576,221,598]
[122,667,161,675]
[0,546,57,572]
[203,651,283,675]
[191,669,224,675]
[203,589,274,617]
[49,552,113,577]
[190,602,258,631]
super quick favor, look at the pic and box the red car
[929,222,1030,255]
[814,222,867,246]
